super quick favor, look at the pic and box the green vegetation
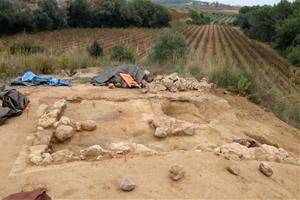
[188,10,210,25]
[0,0,171,35]
[87,41,103,58]
[110,44,137,63]
[149,29,189,63]
[236,0,300,67]
[205,65,254,96]
[9,42,44,55]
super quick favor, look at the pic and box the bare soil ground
[0,84,299,199]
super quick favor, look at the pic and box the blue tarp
[11,71,71,86]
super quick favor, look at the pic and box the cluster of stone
[214,142,300,165]
[143,73,215,93]
[27,100,97,166]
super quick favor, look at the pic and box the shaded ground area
[0,85,299,199]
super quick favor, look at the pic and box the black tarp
[0,85,30,125]
[91,65,151,87]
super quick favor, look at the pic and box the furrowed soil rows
[178,24,300,94]
[0,28,160,59]
[190,26,205,49]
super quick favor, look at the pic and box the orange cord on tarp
[26,104,30,119]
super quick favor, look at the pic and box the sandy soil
[0,85,299,199]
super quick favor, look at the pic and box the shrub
[9,42,44,54]
[189,10,210,25]
[24,54,55,74]
[209,66,253,96]
[55,53,79,76]
[110,44,137,63]
[287,46,300,67]
[149,29,189,63]
[87,41,103,57]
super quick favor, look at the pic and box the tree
[68,0,89,27]
[275,17,300,50]
[273,0,292,21]
[246,6,276,42]
[36,0,67,30]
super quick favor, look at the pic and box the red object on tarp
[119,73,140,88]
[2,189,51,200]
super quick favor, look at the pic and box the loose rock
[259,162,273,177]
[55,125,75,142]
[80,145,105,157]
[79,120,97,131]
[169,165,185,181]
[120,178,136,192]
[227,165,240,175]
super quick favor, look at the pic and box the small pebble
[120,178,136,192]
[169,165,185,181]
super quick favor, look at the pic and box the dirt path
[0,85,299,199]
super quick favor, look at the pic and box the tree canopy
[236,0,300,67]
[0,0,171,35]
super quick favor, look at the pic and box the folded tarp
[91,65,151,88]
[3,189,52,200]
[0,85,30,125]
[11,71,71,86]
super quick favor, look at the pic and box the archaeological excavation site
[0,73,299,199]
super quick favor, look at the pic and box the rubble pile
[143,73,215,93]
[214,142,300,165]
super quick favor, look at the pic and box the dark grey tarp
[0,85,30,125]
[91,65,151,87]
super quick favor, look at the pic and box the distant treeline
[0,0,171,35]
[236,0,300,67]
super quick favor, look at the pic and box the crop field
[177,25,300,95]
[207,13,237,25]
[0,28,159,60]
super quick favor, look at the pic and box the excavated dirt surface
[0,85,299,199]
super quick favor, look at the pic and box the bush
[55,53,80,76]
[149,29,189,63]
[209,66,253,96]
[287,46,300,67]
[110,44,137,63]
[189,10,210,25]
[9,42,44,54]
[87,41,103,57]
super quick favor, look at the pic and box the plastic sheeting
[0,85,30,125]
[11,71,71,86]
[91,65,151,88]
